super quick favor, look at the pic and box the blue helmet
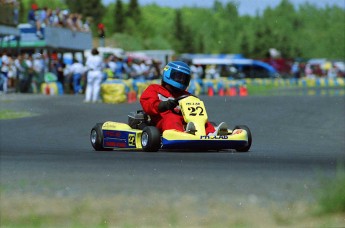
[162,61,191,91]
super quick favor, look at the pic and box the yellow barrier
[101,83,127,104]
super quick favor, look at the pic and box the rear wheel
[234,125,252,152]
[90,123,111,151]
[141,126,161,152]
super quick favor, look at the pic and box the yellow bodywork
[179,96,208,136]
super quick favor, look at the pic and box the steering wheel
[174,94,197,102]
[171,94,198,115]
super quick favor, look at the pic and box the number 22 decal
[128,134,135,146]
[188,106,204,116]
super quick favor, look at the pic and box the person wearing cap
[28,4,45,38]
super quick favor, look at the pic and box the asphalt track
[1,92,344,204]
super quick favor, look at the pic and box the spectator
[7,56,17,90]
[205,65,220,79]
[39,7,48,27]
[190,64,203,79]
[52,59,66,90]
[51,8,62,27]
[291,62,300,79]
[75,14,84,31]
[125,58,142,80]
[113,55,126,79]
[69,58,85,94]
[327,64,338,79]
[60,10,69,27]
[0,51,10,94]
[14,53,26,93]
[146,59,161,80]
[106,55,116,76]
[27,4,43,39]
[84,48,104,103]
[97,23,105,47]
[24,54,35,93]
[66,13,76,31]
[27,4,38,27]
[139,59,150,78]
[33,53,45,89]
[104,55,116,80]
[82,17,92,32]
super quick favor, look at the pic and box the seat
[128,110,151,130]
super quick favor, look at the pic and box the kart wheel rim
[91,130,97,144]
[142,132,148,147]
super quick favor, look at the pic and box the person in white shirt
[190,64,203,79]
[84,48,104,102]
[70,58,85,94]
[1,52,10,93]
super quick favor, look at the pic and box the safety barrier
[87,77,345,103]
[41,82,64,95]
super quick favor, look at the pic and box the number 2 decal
[188,106,204,116]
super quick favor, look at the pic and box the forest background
[18,0,345,60]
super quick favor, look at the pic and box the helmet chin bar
[164,83,184,93]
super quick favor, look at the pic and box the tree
[82,0,104,25]
[197,35,205,53]
[239,33,250,57]
[113,0,125,33]
[181,25,195,53]
[172,9,185,52]
[126,0,141,23]
[19,0,26,23]
[64,0,84,15]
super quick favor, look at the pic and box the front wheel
[234,125,252,152]
[90,123,111,151]
[141,126,161,152]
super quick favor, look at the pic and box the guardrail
[39,77,345,101]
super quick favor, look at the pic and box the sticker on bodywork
[128,134,136,146]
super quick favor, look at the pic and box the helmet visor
[170,69,190,87]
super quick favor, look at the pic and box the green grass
[246,84,278,95]
[0,192,344,228]
[316,167,345,214]
[0,110,35,120]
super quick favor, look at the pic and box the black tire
[90,123,110,151]
[141,126,161,152]
[234,125,252,152]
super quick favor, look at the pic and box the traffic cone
[45,84,50,95]
[218,87,225,96]
[227,87,237,96]
[239,85,248,97]
[208,86,214,96]
[127,90,137,103]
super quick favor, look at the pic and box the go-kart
[90,95,252,152]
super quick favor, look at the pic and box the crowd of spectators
[0,49,344,96]
[0,49,162,95]
[0,50,51,94]
[27,3,91,39]
[0,1,91,35]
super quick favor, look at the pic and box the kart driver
[140,61,228,135]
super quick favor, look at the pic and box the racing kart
[90,95,252,152]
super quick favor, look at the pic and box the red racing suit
[140,84,216,134]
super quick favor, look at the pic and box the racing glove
[158,99,178,112]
